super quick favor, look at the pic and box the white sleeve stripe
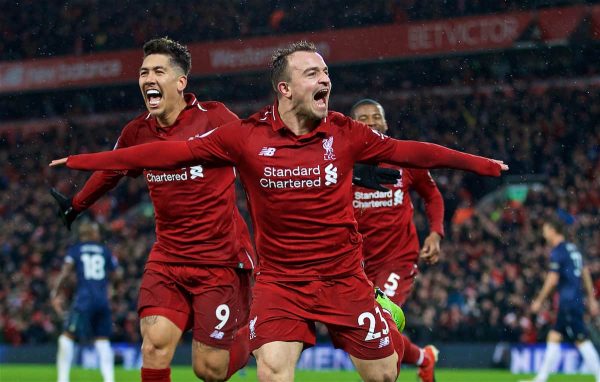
[245,250,255,269]
[199,128,217,138]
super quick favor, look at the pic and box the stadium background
[1,0,600,380]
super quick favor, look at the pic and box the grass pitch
[0,364,596,381]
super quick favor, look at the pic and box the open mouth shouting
[313,88,329,110]
[146,88,162,108]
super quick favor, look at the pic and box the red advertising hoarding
[0,6,590,94]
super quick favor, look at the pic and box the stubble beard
[298,102,326,122]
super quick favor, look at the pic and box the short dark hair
[270,41,317,92]
[143,37,191,76]
[350,99,384,119]
[78,220,100,242]
[544,214,568,236]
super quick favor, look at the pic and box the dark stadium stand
[3,0,596,61]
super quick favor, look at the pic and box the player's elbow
[547,272,560,288]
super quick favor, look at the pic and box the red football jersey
[72,94,255,268]
[66,102,502,281]
[353,166,444,270]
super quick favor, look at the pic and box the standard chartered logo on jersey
[353,189,404,208]
[146,165,204,183]
[260,163,338,189]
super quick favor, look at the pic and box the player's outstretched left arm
[387,140,509,176]
[352,122,508,176]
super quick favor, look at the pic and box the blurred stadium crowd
[1,0,595,61]
[1,0,599,353]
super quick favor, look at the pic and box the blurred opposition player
[51,220,118,382]
[522,216,600,382]
[351,99,442,382]
[51,41,508,382]
[50,37,255,382]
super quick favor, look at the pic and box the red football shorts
[138,261,252,349]
[248,272,395,360]
[366,258,419,306]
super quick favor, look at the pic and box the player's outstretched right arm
[51,141,197,171]
[51,121,241,171]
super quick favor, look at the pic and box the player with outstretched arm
[52,41,508,382]
[51,37,255,382]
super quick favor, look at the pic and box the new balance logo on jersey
[379,336,390,348]
[259,147,276,156]
[210,330,225,340]
[322,136,336,160]
[190,165,204,179]
[325,163,338,186]
[249,316,258,340]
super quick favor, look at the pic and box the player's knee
[256,357,293,382]
[360,368,397,382]
[141,341,170,361]
[547,330,563,343]
[255,364,276,382]
[355,358,398,382]
[141,336,174,367]
[192,357,228,382]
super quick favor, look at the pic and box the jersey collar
[267,99,330,139]
[147,93,197,133]
[184,93,198,108]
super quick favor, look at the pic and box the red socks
[141,367,171,382]
[225,326,251,380]
[400,334,423,365]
